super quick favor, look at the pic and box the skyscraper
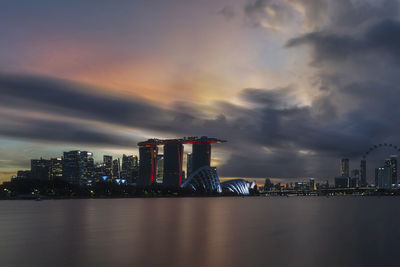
[350,169,359,188]
[63,151,81,184]
[80,151,94,185]
[163,144,184,187]
[360,159,367,187]
[340,158,350,177]
[137,146,158,186]
[121,154,138,182]
[390,156,397,185]
[156,155,164,182]
[187,153,193,178]
[50,158,63,180]
[63,150,94,185]
[103,155,113,178]
[31,158,51,180]
[112,158,121,179]
[377,166,392,189]
[192,138,211,172]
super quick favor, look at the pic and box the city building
[377,166,392,189]
[121,154,138,182]
[221,179,251,195]
[137,146,158,186]
[62,150,94,185]
[156,155,164,182]
[309,178,316,190]
[187,153,193,178]
[350,169,359,188]
[163,144,184,187]
[16,170,31,179]
[103,155,113,178]
[192,138,212,172]
[50,158,63,180]
[112,159,121,179]
[390,156,397,185]
[181,166,222,193]
[335,176,349,188]
[360,159,367,187]
[340,158,350,177]
[31,158,51,180]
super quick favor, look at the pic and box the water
[1,197,400,267]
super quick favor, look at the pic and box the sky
[1,0,400,183]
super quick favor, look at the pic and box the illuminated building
[50,158,63,180]
[221,179,250,195]
[156,155,164,182]
[80,151,94,185]
[121,155,138,182]
[137,146,158,186]
[62,150,94,185]
[340,158,350,177]
[112,159,121,179]
[181,166,222,193]
[137,136,226,187]
[309,178,316,190]
[377,165,392,189]
[31,158,51,180]
[103,155,113,178]
[360,159,367,186]
[163,144,184,187]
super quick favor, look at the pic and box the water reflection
[1,197,400,267]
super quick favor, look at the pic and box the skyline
[2,0,400,183]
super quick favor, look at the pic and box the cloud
[244,0,300,30]
[0,72,384,179]
[218,6,236,20]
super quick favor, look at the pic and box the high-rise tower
[340,158,350,177]
[137,146,158,186]
[163,144,184,186]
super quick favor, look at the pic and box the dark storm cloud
[0,72,377,178]
[0,73,183,132]
[286,19,400,65]
[0,112,139,148]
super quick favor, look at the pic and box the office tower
[63,150,94,185]
[375,168,379,186]
[192,141,211,172]
[50,158,63,180]
[360,159,367,187]
[112,159,121,179]
[80,151,94,184]
[156,155,164,181]
[137,146,158,186]
[340,158,350,177]
[390,156,397,185]
[377,166,392,189]
[31,158,51,180]
[121,155,138,182]
[103,155,113,178]
[63,151,80,184]
[163,144,184,187]
[187,153,193,178]
[350,169,359,188]
[309,178,316,190]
